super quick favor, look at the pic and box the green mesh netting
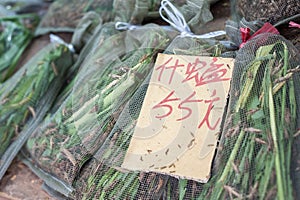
[22,24,177,198]
[51,25,122,115]
[0,42,74,179]
[0,13,39,82]
[12,1,300,199]
[113,0,215,34]
[71,157,169,199]
[170,33,300,199]
[89,33,300,199]
[70,11,103,53]
[35,0,217,36]
[34,0,115,36]
[207,33,300,200]
[48,13,119,116]
[95,36,230,166]
[73,37,230,199]
[161,33,299,200]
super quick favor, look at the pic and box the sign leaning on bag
[122,53,234,183]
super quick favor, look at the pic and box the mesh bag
[69,34,232,200]
[95,37,230,166]
[34,0,115,36]
[163,33,300,199]
[90,31,300,199]
[49,13,114,112]
[0,13,39,82]
[206,33,300,200]
[70,11,103,53]
[0,42,74,179]
[112,0,161,24]
[22,24,177,198]
[70,157,168,199]
[23,1,229,197]
[22,22,127,188]
[113,0,215,34]
[172,0,214,34]
[95,0,232,168]
[13,2,241,199]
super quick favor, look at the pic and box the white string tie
[50,34,75,52]
[115,22,140,31]
[159,0,226,39]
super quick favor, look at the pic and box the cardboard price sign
[122,53,234,182]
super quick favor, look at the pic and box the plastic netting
[209,33,300,200]
[112,0,162,24]
[164,33,299,200]
[113,0,215,34]
[84,33,300,199]
[58,35,225,199]
[78,35,232,199]
[70,11,103,53]
[0,13,39,82]
[173,33,300,199]
[34,0,115,35]
[71,157,169,199]
[49,15,120,115]
[11,1,300,199]
[36,0,217,36]
[0,42,73,179]
[95,35,230,167]
[22,24,177,198]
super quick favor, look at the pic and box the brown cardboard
[122,53,234,182]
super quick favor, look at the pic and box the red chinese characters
[152,90,180,119]
[152,56,229,131]
[155,57,185,84]
[183,57,230,86]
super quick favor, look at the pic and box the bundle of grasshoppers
[0,42,73,179]
[24,24,176,193]
[163,34,300,200]
[0,13,39,82]
[56,36,228,199]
